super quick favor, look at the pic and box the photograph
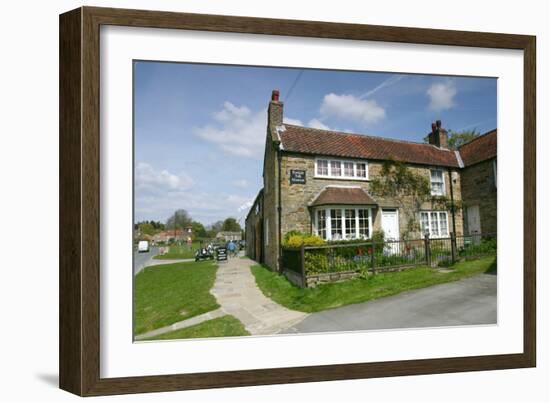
[132,61,498,342]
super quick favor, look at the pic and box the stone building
[246,90,495,272]
[458,130,497,235]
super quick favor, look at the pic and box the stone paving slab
[211,257,308,335]
[135,308,225,341]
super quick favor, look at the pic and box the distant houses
[151,226,193,243]
[215,231,242,242]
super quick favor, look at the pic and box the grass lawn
[154,242,200,259]
[251,256,496,313]
[143,315,249,341]
[134,260,219,334]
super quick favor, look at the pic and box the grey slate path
[211,257,308,335]
[283,273,497,334]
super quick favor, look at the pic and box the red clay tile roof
[309,186,378,207]
[280,124,460,168]
[458,129,497,167]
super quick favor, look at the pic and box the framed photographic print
[59,6,536,396]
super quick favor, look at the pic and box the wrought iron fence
[281,233,496,288]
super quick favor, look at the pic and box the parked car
[138,240,150,253]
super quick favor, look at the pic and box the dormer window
[430,169,445,196]
[315,158,369,180]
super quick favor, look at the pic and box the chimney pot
[431,122,437,132]
[436,120,442,128]
[271,89,280,102]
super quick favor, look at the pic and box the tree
[423,129,480,149]
[206,220,224,238]
[222,217,241,232]
[191,221,207,238]
[165,209,192,230]
[447,129,481,149]
[138,222,155,236]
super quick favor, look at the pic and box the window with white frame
[430,169,445,196]
[316,159,328,176]
[315,158,369,180]
[420,211,449,238]
[315,207,372,240]
[356,162,367,178]
[330,160,342,177]
[330,209,343,240]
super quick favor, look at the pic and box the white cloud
[283,117,303,126]
[427,81,457,111]
[320,93,386,125]
[193,101,266,158]
[307,118,331,130]
[232,179,249,188]
[135,162,193,194]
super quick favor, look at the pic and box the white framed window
[316,210,326,240]
[420,211,449,238]
[315,158,369,180]
[315,206,372,241]
[430,169,445,196]
[330,160,342,177]
[316,159,328,176]
[356,162,367,178]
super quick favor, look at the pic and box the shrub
[283,232,326,248]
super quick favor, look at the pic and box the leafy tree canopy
[222,217,241,232]
[165,209,192,230]
[423,129,481,149]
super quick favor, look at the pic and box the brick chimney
[428,120,448,149]
[268,89,283,128]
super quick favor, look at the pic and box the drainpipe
[447,168,457,236]
[277,144,283,273]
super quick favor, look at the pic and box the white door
[467,205,481,235]
[381,209,399,240]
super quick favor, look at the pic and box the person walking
[227,240,236,258]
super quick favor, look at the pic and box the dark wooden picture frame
[59,6,536,396]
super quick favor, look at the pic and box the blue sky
[134,61,497,227]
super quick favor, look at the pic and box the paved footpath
[211,257,308,335]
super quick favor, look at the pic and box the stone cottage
[457,130,497,236]
[246,90,495,272]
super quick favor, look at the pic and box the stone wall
[245,190,263,261]
[262,139,280,271]
[279,153,464,241]
[461,158,497,235]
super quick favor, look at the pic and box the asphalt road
[133,246,159,275]
[283,273,497,334]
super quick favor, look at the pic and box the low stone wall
[305,270,360,287]
[286,265,420,288]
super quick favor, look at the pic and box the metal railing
[281,233,496,287]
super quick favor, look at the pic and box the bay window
[315,207,372,240]
[430,169,445,196]
[420,211,449,238]
[330,209,343,239]
[315,158,369,180]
